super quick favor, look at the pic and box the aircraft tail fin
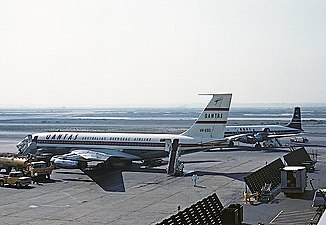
[285,107,302,131]
[181,94,232,139]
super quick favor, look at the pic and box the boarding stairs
[165,139,183,176]
[16,135,37,155]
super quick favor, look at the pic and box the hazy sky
[0,0,325,107]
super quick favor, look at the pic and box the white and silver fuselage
[31,131,226,160]
[225,125,301,137]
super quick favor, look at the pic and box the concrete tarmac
[0,129,325,225]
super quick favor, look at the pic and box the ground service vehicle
[0,171,31,188]
[0,153,53,178]
[27,161,53,179]
[290,137,309,143]
[281,166,307,195]
[0,153,27,173]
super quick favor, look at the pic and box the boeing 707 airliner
[17,94,232,169]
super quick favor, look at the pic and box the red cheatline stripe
[204,108,229,111]
[195,121,227,124]
[38,140,166,147]
[37,140,204,148]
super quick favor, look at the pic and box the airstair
[165,139,183,176]
[16,135,37,155]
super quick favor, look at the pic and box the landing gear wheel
[228,141,234,147]
[255,143,262,150]
[16,182,21,188]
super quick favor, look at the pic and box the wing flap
[58,149,141,162]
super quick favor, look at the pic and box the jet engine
[50,157,87,169]
[238,135,256,144]
[253,132,269,142]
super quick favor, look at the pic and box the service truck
[0,153,53,178]
[0,171,31,188]
[26,161,53,179]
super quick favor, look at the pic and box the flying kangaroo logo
[214,98,223,107]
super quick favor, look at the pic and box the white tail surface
[182,94,232,139]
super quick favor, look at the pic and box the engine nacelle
[238,135,256,144]
[50,157,82,169]
[254,132,269,142]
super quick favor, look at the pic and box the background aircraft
[225,107,302,149]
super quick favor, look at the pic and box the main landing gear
[254,143,262,150]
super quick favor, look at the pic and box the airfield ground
[0,128,325,225]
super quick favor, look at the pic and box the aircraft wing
[62,149,142,161]
[50,149,141,169]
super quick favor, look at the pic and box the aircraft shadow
[53,164,167,193]
[78,164,249,192]
[83,169,126,192]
